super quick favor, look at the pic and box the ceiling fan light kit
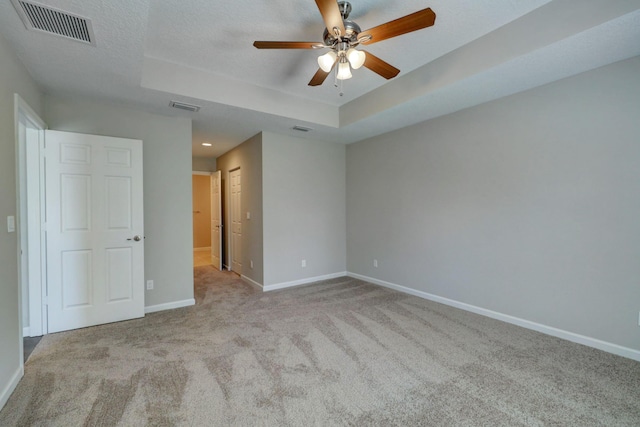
[347,48,365,70]
[337,58,353,80]
[253,0,436,90]
[318,50,337,72]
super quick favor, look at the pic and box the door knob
[127,235,142,241]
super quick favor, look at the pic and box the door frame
[15,94,48,346]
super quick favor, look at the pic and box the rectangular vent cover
[12,0,95,45]
[169,101,201,112]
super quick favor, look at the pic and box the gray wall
[192,156,217,172]
[347,57,640,351]
[217,133,263,285]
[263,132,346,287]
[44,96,194,308]
[0,33,43,407]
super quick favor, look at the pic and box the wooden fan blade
[363,51,400,79]
[309,67,332,86]
[253,41,324,49]
[315,0,346,37]
[359,8,436,45]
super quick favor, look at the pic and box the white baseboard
[0,365,23,411]
[144,299,195,314]
[241,275,263,289]
[22,327,30,338]
[348,272,640,362]
[263,272,348,292]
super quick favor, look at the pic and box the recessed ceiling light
[202,142,212,147]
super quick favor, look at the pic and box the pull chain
[333,66,344,96]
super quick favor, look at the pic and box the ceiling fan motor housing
[322,1,360,47]
[323,20,361,46]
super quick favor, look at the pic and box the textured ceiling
[1,0,639,159]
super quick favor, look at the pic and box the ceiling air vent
[292,126,313,132]
[11,0,95,46]
[169,101,201,112]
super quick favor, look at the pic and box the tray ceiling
[1,0,639,158]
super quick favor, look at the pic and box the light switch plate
[7,216,15,233]
[246,211,251,220]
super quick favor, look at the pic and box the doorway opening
[192,172,212,267]
[16,97,146,359]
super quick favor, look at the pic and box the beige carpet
[2,267,639,426]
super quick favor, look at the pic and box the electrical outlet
[373,259,378,268]
[250,260,254,269]
[146,280,154,290]
[301,259,306,268]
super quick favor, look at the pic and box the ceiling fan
[253,0,436,87]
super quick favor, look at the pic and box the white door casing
[20,115,46,337]
[45,130,144,333]
[230,168,242,274]
[211,170,222,270]
[15,94,47,338]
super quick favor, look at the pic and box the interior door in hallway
[211,170,222,270]
[230,168,242,274]
[45,130,145,333]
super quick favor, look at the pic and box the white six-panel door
[211,170,222,270]
[230,168,242,274]
[45,130,144,333]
